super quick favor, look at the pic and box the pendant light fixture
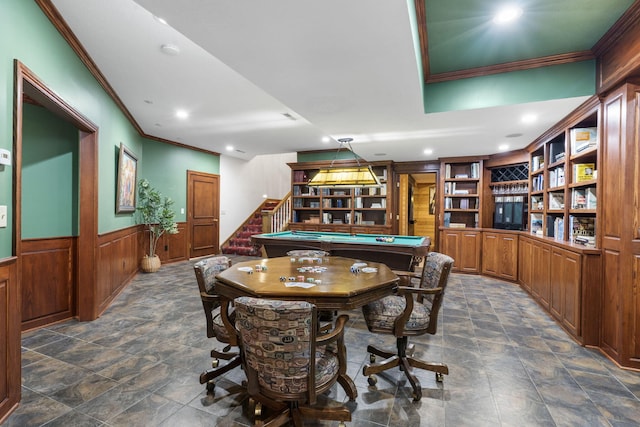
[307,138,381,188]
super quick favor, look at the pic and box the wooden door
[188,171,220,258]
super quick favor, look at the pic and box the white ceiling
[49,0,589,162]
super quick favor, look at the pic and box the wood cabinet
[288,161,393,234]
[440,229,481,273]
[518,235,601,345]
[482,231,518,281]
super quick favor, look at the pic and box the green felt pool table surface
[251,231,430,271]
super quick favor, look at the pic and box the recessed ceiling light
[226,145,234,151]
[493,5,523,24]
[322,136,331,143]
[423,148,434,155]
[160,44,180,56]
[521,113,537,124]
[175,109,189,119]
[498,144,509,151]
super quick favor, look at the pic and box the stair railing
[262,192,291,234]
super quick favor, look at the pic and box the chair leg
[211,346,238,361]
[199,354,242,386]
[399,355,422,401]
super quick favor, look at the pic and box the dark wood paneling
[518,237,533,293]
[0,258,19,425]
[157,223,188,263]
[21,238,76,330]
[531,243,551,310]
[97,226,141,316]
[601,249,621,357]
[594,2,640,93]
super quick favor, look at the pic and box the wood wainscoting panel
[0,258,19,424]
[601,248,621,359]
[97,226,141,316]
[21,238,76,331]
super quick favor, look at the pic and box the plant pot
[141,254,161,273]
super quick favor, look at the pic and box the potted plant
[136,178,179,272]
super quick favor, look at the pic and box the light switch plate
[0,206,7,227]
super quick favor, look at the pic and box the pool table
[251,230,430,271]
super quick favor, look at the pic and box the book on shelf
[455,173,469,179]
[445,197,453,209]
[443,212,451,227]
[549,141,565,164]
[445,164,451,179]
[549,167,565,187]
[571,127,598,153]
[571,188,587,209]
[586,187,596,209]
[470,162,480,178]
[532,155,544,171]
[549,193,564,210]
[573,163,595,183]
[453,189,469,194]
[531,195,543,210]
[459,198,469,209]
[530,214,543,235]
[532,175,544,191]
[444,182,452,194]
[569,216,596,247]
[552,216,564,240]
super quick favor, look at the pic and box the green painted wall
[139,141,219,222]
[22,104,78,238]
[423,61,596,113]
[0,0,220,258]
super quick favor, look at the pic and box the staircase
[221,199,282,256]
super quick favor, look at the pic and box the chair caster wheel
[206,380,215,393]
[339,423,346,427]
[369,354,376,363]
[436,372,444,383]
[367,375,377,386]
[211,359,219,368]
[254,401,263,417]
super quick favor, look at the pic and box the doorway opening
[398,173,438,251]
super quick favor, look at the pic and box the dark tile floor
[4,256,640,426]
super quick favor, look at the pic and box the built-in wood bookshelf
[288,161,392,234]
[440,157,484,229]
[527,105,599,248]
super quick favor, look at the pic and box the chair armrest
[397,286,443,296]
[316,314,349,346]
[200,292,221,303]
[392,270,420,285]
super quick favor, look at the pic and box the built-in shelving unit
[527,107,599,248]
[288,161,392,234]
[440,158,483,229]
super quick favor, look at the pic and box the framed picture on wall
[116,143,138,213]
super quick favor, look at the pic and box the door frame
[15,61,99,320]
[393,162,441,250]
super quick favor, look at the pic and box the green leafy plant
[137,179,178,257]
